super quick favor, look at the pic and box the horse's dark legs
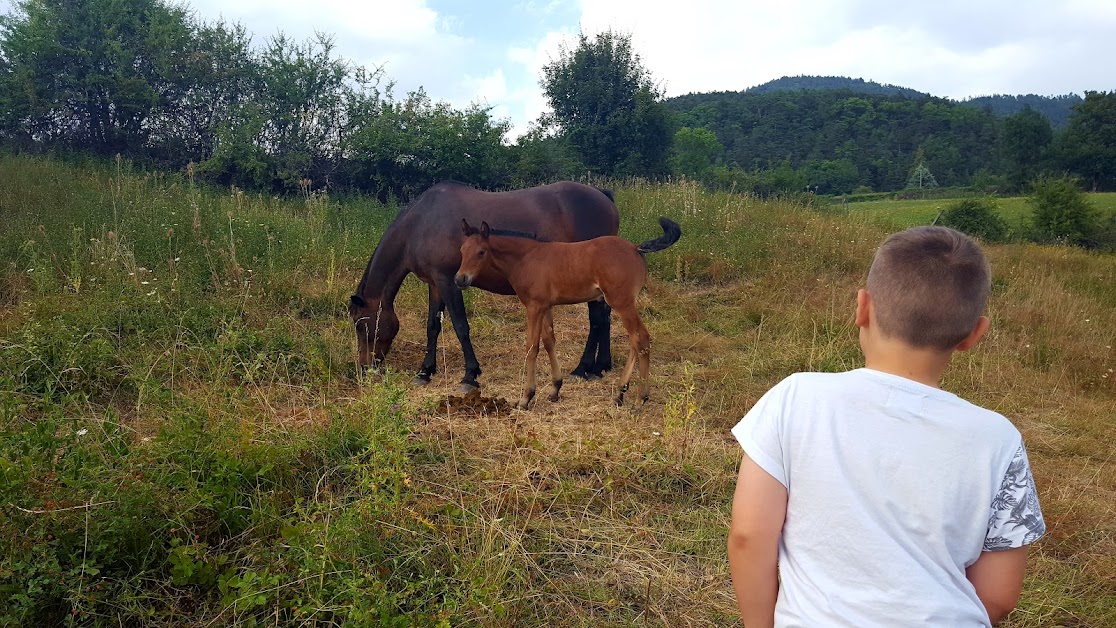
[571,299,613,379]
[439,279,482,392]
[591,299,613,375]
[415,284,446,385]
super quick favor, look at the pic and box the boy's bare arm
[728,454,788,627]
[966,546,1029,625]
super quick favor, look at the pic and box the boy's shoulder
[774,369,1019,438]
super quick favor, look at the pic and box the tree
[905,146,938,189]
[346,89,512,201]
[1056,91,1116,191]
[1028,174,1100,246]
[512,125,585,186]
[669,127,722,181]
[0,0,196,154]
[998,105,1053,191]
[145,19,255,166]
[939,198,1009,243]
[540,30,673,177]
[802,159,860,195]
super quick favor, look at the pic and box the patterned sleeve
[984,444,1046,550]
[730,378,791,488]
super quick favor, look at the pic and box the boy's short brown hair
[866,226,991,350]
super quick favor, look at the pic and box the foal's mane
[486,228,550,242]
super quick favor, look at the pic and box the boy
[728,226,1045,627]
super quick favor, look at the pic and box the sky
[3,0,1116,138]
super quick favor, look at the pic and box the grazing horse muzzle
[454,274,472,289]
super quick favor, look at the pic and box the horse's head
[348,294,400,370]
[455,219,492,289]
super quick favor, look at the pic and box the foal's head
[455,219,493,289]
[348,294,400,370]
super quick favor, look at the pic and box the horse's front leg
[415,283,445,386]
[519,305,545,410]
[439,278,482,392]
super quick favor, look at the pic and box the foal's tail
[637,217,682,254]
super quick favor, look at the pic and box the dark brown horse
[348,181,619,391]
[455,217,681,409]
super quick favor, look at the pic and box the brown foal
[455,217,681,409]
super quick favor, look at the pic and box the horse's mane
[357,183,473,295]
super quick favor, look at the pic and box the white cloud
[505,29,579,137]
[574,0,1116,99]
[189,0,475,104]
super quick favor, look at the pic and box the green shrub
[1028,174,1101,246]
[939,198,1010,243]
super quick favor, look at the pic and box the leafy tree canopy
[540,29,673,177]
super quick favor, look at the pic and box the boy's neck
[860,331,952,389]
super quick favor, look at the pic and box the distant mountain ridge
[745,76,929,99]
[725,75,1082,126]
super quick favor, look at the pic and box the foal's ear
[462,219,477,236]
[350,295,365,307]
[480,221,490,239]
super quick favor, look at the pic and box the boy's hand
[728,454,788,627]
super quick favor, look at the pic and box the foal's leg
[612,304,651,406]
[415,283,446,385]
[518,304,546,410]
[541,309,563,402]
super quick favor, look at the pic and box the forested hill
[744,76,929,98]
[696,75,1081,126]
[961,93,1083,127]
[665,89,1001,192]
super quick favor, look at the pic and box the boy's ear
[955,315,990,352]
[855,289,871,328]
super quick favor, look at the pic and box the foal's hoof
[412,375,431,387]
[458,382,480,395]
[516,399,531,411]
[614,395,625,407]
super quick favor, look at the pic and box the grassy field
[1,156,1114,625]
[841,192,1116,231]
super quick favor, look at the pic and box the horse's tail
[637,217,682,255]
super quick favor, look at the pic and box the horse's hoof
[614,395,625,407]
[412,376,431,386]
[458,382,479,395]
[516,399,530,410]
[548,392,560,402]
[586,372,603,381]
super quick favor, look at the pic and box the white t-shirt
[731,368,1045,627]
